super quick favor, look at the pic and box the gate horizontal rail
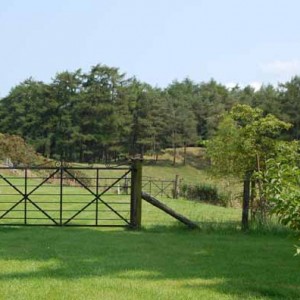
[142,179,175,198]
[0,163,142,228]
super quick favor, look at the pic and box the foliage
[255,142,300,231]
[180,182,229,206]
[278,76,300,139]
[62,168,93,187]
[207,104,291,178]
[0,133,39,165]
[206,104,291,229]
[1,64,300,164]
[0,67,199,163]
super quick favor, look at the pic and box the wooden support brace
[141,192,198,229]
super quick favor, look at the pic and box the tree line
[0,63,300,163]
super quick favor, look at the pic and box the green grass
[0,161,299,299]
[0,225,299,300]
[0,185,299,299]
[142,197,241,228]
[141,147,243,205]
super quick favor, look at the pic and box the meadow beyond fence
[0,161,143,228]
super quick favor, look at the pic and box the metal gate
[142,177,175,198]
[0,162,142,228]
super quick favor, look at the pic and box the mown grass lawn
[0,199,299,300]
[0,227,299,300]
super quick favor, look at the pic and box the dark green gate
[0,160,142,228]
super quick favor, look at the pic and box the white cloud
[260,59,300,75]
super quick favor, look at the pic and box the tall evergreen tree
[278,76,300,140]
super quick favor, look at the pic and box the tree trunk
[256,154,266,224]
[242,171,252,231]
[79,144,83,162]
[250,179,256,220]
[183,142,187,166]
[172,131,176,166]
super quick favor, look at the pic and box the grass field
[0,167,133,226]
[0,217,299,300]
[0,194,299,299]
[0,157,299,299]
[142,147,243,205]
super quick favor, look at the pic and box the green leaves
[1,65,300,165]
[207,104,294,230]
[256,142,300,232]
[0,133,39,165]
[207,104,291,178]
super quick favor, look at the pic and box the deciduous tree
[207,104,291,230]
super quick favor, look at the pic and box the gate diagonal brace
[0,197,25,219]
[26,169,60,224]
[160,182,173,198]
[0,169,60,223]
[26,197,59,225]
[63,168,131,225]
[151,181,173,198]
[27,169,60,196]
[0,174,27,219]
[0,174,25,195]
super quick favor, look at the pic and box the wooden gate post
[130,158,143,229]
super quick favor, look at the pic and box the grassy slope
[142,147,242,205]
[143,147,210,183]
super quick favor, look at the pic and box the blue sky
[1,0,300,96]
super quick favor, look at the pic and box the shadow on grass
[0,226,299,299]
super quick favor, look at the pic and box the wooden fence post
[130,158,143,229]
[173,174,180,199]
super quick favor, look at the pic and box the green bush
[0,133,39,166]
[180,183,229,206]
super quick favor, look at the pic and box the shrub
[180,182,229,206]
[46,162,93,187]
[0,133,39,166]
